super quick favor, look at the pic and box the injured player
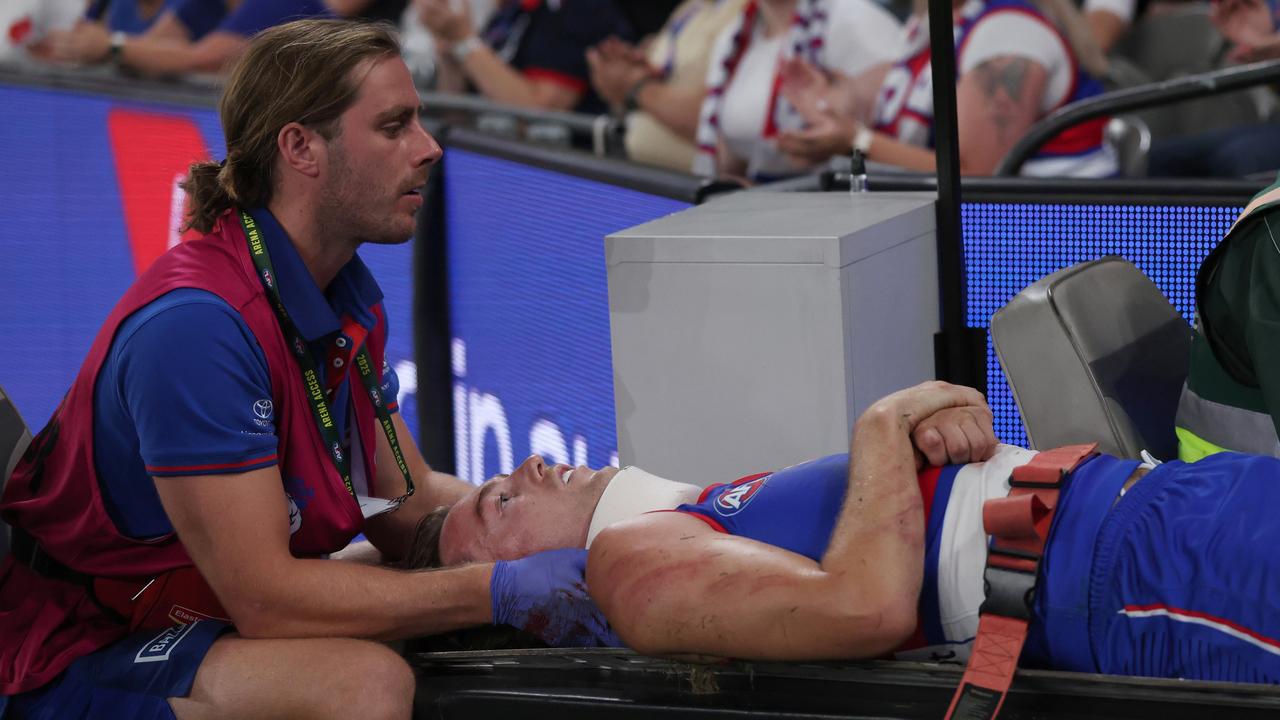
[409,381,1280,683]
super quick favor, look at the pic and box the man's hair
[182,20,402,233]
[400,504,451,570]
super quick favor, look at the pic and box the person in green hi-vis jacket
[1178,174,1280,462]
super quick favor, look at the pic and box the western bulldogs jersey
[871,0,1116,178]
[674,444,1039,661]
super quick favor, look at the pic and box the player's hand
[867,381,989,436]
[910,403,998,468]
[491,548,624,647]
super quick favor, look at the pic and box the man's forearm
[818,404,924,636]
[232,558,492,641]
[119,32,242,76]
[459,44,549,108]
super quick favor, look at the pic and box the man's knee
[339,640,415,719]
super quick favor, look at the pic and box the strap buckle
[979,565,1037,622]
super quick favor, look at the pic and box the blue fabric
[85,0,178,34]
[91,208,396,540]
[1086,453,1280,682]
[480,0,633,114]
[169,0,330,40]
[919,464,964,648]
[1149,122,1280,179]
[3,621,230,720]
[676,453,848,562]
[218,0,331,37]
[1023,453,1139,671]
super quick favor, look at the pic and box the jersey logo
[134,622,198,664]
[714,475,769,517]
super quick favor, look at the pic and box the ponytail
[180,159,236,234]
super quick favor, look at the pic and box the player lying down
[408,381,1280,682]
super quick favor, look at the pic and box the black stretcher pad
[410,649,1280,719]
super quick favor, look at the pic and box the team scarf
[691,0,829,177]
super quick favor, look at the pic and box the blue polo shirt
[170,0,331,41]
[92,208,399,540]
[480,0,634,114]
[85,0,180,34]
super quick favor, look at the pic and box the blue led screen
[963,202,1241,448]
[0,83,423,441]
[444,149,690,483]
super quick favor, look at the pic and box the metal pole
[926,0,986,391]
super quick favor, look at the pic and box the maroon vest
[0,211,386,694]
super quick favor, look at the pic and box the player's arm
[587,381,990,660]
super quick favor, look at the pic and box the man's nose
[516,454,546,481]
[412,120,443,167]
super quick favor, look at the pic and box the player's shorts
[2,620,230,720]
[1040,452,1280,682]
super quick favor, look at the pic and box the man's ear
[276,121,324,179]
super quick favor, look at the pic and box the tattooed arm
[955,55,1049,176]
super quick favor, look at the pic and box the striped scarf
[691,0,829,177]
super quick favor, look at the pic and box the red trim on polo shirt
[146,453,278,474]
[523,67,587,93]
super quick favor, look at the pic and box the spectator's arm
[1085,8,1129,54]
[456,43,582,110]
[324,0,376,17]
[953,55,1050,175]
[117,30,246,75]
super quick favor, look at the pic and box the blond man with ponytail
[0,19,618,720]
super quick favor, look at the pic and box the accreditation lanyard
[239,211,414,505]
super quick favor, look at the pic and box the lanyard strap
[239,211,414,504]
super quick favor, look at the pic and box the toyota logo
[253,399,274,420]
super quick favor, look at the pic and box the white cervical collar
[585,467,701,547]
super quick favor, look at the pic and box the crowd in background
[3,0,1278,180]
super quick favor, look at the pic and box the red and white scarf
[692,0,829,177]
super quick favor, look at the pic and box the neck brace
[586,467,701,547]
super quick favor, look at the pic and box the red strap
[942,443,1097,720]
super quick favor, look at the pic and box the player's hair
[182,20,402,233]
[400,504,451,570]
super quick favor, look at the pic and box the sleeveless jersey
[674,444,1039,661]
[871,0,1115,178]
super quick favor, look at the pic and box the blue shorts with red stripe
[1058,453,1280,682]
[2,621,230,720]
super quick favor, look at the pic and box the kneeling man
[413,382,1280,683]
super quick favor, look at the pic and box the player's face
[439,455,619,565]
[318,56,441,245]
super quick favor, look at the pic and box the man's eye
[499,493,510,507]
[383,124,403,136]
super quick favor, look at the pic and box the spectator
[1146,0,1280,178]
[692,0,902,181]
[400,0,495,84]
[417,0,634,113]
[585,0,748,171]
[776,0,1118,177]
[0,0,82,65]
[32,0,333,77]
[84,0,182,35]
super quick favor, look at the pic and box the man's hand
[587,37,652,109]
[37,23,112,65]
[910,404,998,468]
[865,380,990,438]
[491,548,623,647]
[416,0,473,49]
[1212,0,1276,58]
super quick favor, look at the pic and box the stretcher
[409,648,1280,719]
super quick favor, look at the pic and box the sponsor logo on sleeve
[714,475,769,517]
[252,399,274,427]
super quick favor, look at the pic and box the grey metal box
[607,191,940,484]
